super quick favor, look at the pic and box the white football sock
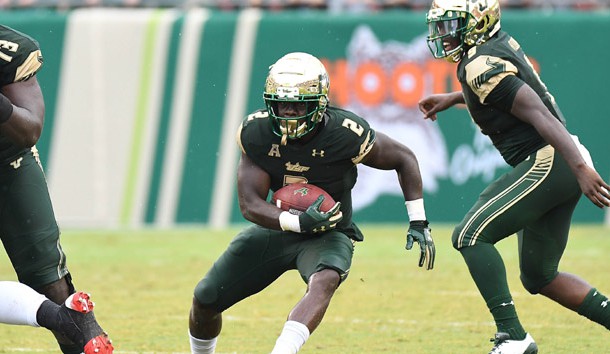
[189,331,218,354]
[270,320,310,354]
[0,281,46,326]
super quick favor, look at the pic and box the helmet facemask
[263,52,330,145]
[426,11,472,63]
[265,90,327,145]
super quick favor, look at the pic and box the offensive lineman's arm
[0,76,45,148]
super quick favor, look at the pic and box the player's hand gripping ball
[272,183,336,215]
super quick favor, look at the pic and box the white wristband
[279,211,301,233]
[405,199,426,221]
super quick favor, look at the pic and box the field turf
[0,224,608,353]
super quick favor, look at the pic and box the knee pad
[452,224,496,250]
[451,226,464,250]
[520,271,557,295]
[451,227,460,250]
[193,278,219,308]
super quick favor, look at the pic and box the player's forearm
[511,84,587,172]
[537,116,587,172]
[396,151,424,202]
[240,198,284,230]
[398,169,424,202]
[449,91,465,105]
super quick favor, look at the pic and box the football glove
[298,195,343,234]
[406,220,435,270]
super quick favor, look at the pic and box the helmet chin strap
[279,119,309,145]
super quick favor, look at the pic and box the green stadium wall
[1,8,608,228]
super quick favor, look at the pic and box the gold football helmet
[426,0,501,62]
[263,52,329,145]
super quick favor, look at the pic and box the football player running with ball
[419,1,610,353]
[0,25,113,353]
[188,52,435,354]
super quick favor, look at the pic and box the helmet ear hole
[319,96,328,109]
[476,16,488,30]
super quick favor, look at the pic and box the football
[271,183,336,215]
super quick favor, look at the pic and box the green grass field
[0,224,608,353]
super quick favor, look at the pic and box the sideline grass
[0,224,608,353]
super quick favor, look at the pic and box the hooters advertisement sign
[3,9,606,227]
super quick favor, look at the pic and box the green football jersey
[237,106,376,238]
[457,30,566,166]
[0,25,43,162]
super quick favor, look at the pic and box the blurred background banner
[1,8,608,228]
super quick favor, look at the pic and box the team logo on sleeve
[352,131,374,164]
[465,55,517,102]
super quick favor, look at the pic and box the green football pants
[452,144,582,293]
[0,148,67,289]
[194,224,354,312]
